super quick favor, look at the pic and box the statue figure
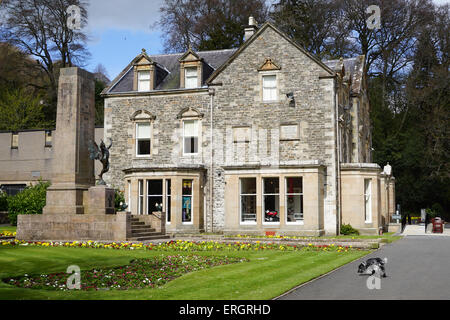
[88,138,112,185]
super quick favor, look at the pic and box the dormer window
[137,70,151,92]
[179,47,203,89]
[184,67,198,89]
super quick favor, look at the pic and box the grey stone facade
[102,22,372,236]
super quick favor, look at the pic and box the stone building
[101,20,395,236]
[0,127,104,195]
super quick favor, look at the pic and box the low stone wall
[387,223,401,233]
[16,212,132,241]
[0,211,9,224]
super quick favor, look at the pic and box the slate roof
[105,48,237,94]
[103,22,365,96]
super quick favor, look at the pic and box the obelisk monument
[43,67,95,215]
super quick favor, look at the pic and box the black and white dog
[357,258,388,277]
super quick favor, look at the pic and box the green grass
[0,246,370,300]
[0,226,16,233]
[323,233,403,243]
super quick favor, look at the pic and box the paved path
[277,236,450,300]
[402,224,450,236]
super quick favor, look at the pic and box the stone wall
[17,212,132,241]
[210,26,338,234]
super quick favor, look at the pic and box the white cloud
[86,0,164,32]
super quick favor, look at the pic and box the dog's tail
[382,257,388,264]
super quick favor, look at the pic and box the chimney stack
[244,16,258,41]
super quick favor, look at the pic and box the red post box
[432,218,443,233]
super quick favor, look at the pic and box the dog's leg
[380,265,387,277]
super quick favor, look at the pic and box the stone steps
[128,215,169,241]
[128,234,171,241]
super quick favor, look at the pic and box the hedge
[7,181,50,226]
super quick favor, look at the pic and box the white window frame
[184,67,198,89]
[285,177,304,225]
[137,70,151,92]
[182,119,199,155]
[138,179,144,215]
[262,177,280,225]
[364,179,372,223]
[165,179,171,224]
[146,179,163,215]
[127,180,132,213]
[182,179,194,224]
[262,74,278,102]
[135,122,152,157]
[239,177,257,225]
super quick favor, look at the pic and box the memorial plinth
[16,67,124,241]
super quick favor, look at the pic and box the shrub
[340,223,360,235]
[0,190,8,211]
[114,189,127,212]
[7,181,50,226]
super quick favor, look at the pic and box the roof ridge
[149,48,238,58]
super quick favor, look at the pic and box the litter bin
[432,217,444,233]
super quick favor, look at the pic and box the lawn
[0,244,370,300]
[0,226,16,234]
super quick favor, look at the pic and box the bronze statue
[88,138,112,185]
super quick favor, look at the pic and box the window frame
[261,73,278,102]
[138,179,144,215]
[285,177,304,225]
[146,179,163,215]
[182,119,199,155]
[127,180,132,213]
[44,130,52,147]
[364,178,372,223]
[137,70,151,92]
[11,132,18,149]
[262,177,280,225]
[165,179,172,224]
[135,121,152,158]
[181,179,194,224]
[184,66,198,89]
[239,177,257,225]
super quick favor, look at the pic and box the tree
[270,0,353,60]
[156,0,269,52]
[0,0,90,122]
[0,88,50,131]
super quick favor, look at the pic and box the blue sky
[84,0,449,81]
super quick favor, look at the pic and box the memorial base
[16,212,131,241]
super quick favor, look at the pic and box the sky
[84,0,450,81]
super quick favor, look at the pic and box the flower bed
[0,231,15,238]
[1,239,359,253]
[4,254,247,291]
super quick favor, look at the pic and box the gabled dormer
[179,47,208,89]
[133,49,168,92]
